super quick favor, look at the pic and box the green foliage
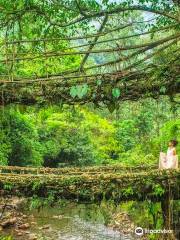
[29,196,44,210]
[0,0,178,108]
[153,184,165,197]
[29,193,56,210]
[0,97,179,167]
[158,119,180,152]
[32,180,43,191]
[122,186,134,197]
[112,88,121,98]
[81,109,121,163]
[39,108,97,166]
[134,106,154,139]
[3,182,13,191]
[115,120,138,151]
[147,201,163,229]
[0,237,13,240]
[120,201,164,235]
[0,131,11,165]
[70,84,89,99]
[0,107,43,166]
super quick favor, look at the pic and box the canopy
[0,0,179,106]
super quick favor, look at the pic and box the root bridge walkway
[0,165,179,202]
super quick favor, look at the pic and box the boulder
[18,223,30,229]
[1,217,17,228]
[29,234,38,240]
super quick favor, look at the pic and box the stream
[1,200,180,240]
[3,201,133,240]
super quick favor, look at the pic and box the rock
[52,215,64,219]
[114,220,120,225]
[42,224,50,229]
[1,217,17,228]
[39,224,51,230]
[31,222,36,225]
[4,212,12,219]
[108,211,136,235]
[15,229,24,236]
[29,234,38,240]
[17,232,23,236]
[18,223,30,229]
[11,197,27,210]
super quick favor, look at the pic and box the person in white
[159,140,178,169]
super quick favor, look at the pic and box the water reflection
[2,200,180,240]
[26,202,132,240]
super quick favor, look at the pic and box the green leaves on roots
[70,84,89,99]
[112,88,121,99]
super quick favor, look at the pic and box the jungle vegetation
[0,2,179,240]
[0,98,179,167]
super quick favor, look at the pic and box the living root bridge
[0,169,179,202]
[0,164,156,175]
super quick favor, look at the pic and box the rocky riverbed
[0,198,138,240]
[0,197,38,239]
[0,197,173,240]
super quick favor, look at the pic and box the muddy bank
[0,197,38,240]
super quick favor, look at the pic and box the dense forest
[0,0,179,239]
[0,0,179,168]
[0,98,179,168]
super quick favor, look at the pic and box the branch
[82,34,180,71]
[4,4,177,29]
[75,0,87,17]
[40,4,179,27]
[79,14,108,71]
[5,22,135,44]
[2,33,179,63]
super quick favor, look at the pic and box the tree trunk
[161,194,176,240]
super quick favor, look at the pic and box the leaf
[77,84,89,99]
[112,88,121,98]
[153,184,165,197]
[81,84,89,97]
[70,86,77,98]
[97,80,102,86]
[160,86,166,94]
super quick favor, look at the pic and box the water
[4,200,179,239]
[25,203,132,240]
[51,217,124,240]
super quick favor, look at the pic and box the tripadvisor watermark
[135,227,173,236]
